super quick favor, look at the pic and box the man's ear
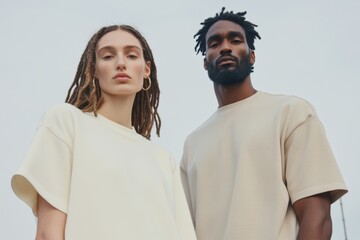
[203,58,208,70]
[250,49,256,65]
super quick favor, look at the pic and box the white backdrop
[1,0,359,239]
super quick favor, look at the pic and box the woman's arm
[293,192,332,240]
[36,194,67,240]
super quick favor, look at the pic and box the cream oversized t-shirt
[181,91,347,240]
[12,103,196,240]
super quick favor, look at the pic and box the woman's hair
[65,25,161,139]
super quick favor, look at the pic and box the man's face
[204,20,255,85]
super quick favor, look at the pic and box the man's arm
[36,194,67,240]
[293,192,332,240]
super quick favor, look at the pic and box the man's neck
[214,77,256,107]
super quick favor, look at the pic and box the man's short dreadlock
[194,7,261,55]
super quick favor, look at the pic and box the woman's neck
[97,95,135,129]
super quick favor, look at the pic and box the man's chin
[217,66,236,72]
[210,71,249,86]
[213,79,241,86]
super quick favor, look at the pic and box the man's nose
[220,40,232,55]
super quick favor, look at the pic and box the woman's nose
[116,57,126,70]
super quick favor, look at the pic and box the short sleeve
[285,112,347,204]
[180,138,195,225]
[11,105,74,216]
[174,162,197,240]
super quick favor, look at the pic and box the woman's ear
[145,61,151,77]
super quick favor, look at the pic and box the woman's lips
[113,73,131,80]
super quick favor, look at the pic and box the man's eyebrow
[207,34,221,43]
[207,31,245,44]
[227,31,245,39]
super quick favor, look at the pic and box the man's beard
[207,52,253,86]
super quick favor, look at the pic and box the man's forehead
[206,20,246,40]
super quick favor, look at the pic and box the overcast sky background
[1,0,359,239]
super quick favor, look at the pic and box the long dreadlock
[65,25,161,139]
[194,7,261,56]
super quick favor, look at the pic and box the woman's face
[95,29,150,99]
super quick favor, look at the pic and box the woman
[11,25,196,240]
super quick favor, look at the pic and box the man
[180,7,348,240]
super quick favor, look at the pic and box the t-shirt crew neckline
[96,113,138,136]
[217,91,262,112]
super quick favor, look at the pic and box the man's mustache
[215,54,239,66]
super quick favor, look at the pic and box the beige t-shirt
[12,103,196,240]
[181,91,347,240]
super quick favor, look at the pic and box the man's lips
[216,56,237,67]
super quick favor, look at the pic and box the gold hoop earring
[143,76,151,91]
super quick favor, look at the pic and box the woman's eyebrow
[123,45,142,52]
[97,45,141,54]
[97,46,116,54]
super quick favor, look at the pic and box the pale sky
[1,0,359,239]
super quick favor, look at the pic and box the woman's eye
[128,54,138,59]
[103,55,114,60]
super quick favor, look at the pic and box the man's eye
[232,39,242,44]
[209,42,218,48]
